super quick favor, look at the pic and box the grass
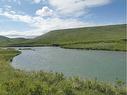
[61,40,126,51]
[0,48,126,95]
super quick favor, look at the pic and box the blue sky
[0,0,126,38]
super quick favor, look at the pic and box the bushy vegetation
[0,48,126,95]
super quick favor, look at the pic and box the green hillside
[0,24,126,51]
[0,36,10,44]
[0,36,28,46]
[13,24,126,51]
[35,24,126,43]
[0,36,9,41]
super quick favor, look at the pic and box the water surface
[12,47,126,82]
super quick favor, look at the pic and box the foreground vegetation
[0,24,126,51]
[0,48,126,95]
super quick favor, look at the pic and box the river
[12,47,126,82]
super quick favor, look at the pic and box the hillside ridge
[0,24,126,51]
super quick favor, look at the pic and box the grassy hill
[34,24,126,43]
[0,36,11,45]
[12,24,126,51]
[0,24,126,51]
[0,36,28,46]
[0,36,10,41]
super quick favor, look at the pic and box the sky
[0,0,126,38]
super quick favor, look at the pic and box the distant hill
[0,24,126,51]
[0,36,28,46]
[0,36,11,46]
[0,36,10,42]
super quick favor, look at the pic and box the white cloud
[32,18,91,31]
[33,0,41,3]
[0,0,112,38]
[4,5,12,9]
[84,0,111,7]
[0,9,94,38]
[32,0,45,3]
[3,0,21,5]
[0,30,43,38]
[0,20,92,38]
[0,11,32,23]
[0,18,93,38]
[48,0,111,15]
[36,6,54,17]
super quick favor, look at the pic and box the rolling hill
[0,24,126,51]
[0,36,10,42]
[0,36,28,46]
[0,36,11,46]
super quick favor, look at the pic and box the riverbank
[61,40,126,51]
[0,48,126,95]
[5,39,126,52]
